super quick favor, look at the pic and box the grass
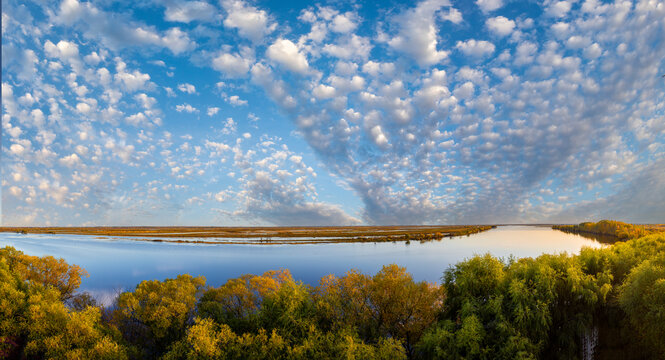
[0,225,496,245]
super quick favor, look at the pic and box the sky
[1,0,664,226]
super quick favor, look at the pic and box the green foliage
[163,318,406,360]
[198,269,294,334]
[617,253,665,356]
[419,252,615,359]
[113,274,206,357]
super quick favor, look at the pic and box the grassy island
[0,225,494,245]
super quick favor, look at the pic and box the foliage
[112,274,206,358]
[617,253,665,356]
[314,265,442,357]
[0,247,128,359]
[1,221,664,359]
[553,220,661,240]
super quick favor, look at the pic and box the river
[0,225,610,304]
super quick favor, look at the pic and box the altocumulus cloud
[1,0,664,226]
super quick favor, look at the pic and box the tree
[113,274,206,357]
[618,254,665,356]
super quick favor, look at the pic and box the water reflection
[0,226,609,303]
[551,228,620,244]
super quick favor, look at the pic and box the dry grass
[0,225,495,244]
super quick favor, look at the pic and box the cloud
[485,16,515,37]
[59,153,82,168]
[330,12,357,33]
[313,84,336,99]
[221,0,275,42]
[476,0,503,13]
[114,60,151,91]
[388,0,451,66]
[322,34,372,60]
[177,83,196,94]
[212,52,252,77]
[3,0,665,226]
[552,160,665,224]
[456,39,496,58]
[226,95,248,106]
[266,39,309,74]
[440,8,463,24]
[53,0,196,54]
[175,104,198,113]
[231,147,360,225]
[207,107,220,116]
[546,1,572,18]
[164,1,217,23]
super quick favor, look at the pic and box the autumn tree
[113,274,206,358]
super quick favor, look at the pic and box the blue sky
[2,0,664,226]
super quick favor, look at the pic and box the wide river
[0,226,609,303]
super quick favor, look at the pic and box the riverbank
[552,220,664,240]
[0,225,495,244]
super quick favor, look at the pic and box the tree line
[1,220,664,359]
[553,220,660,240]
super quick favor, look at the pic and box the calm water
[0,226,608,303]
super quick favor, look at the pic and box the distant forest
[1,220,664,359]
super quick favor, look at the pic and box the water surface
[0,226,609,303]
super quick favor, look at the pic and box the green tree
[113,274,206,357]
[618,254,665,356]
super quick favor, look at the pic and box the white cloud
[388,0,451,66]
[164,1,217,23]
[547,1,572,18]
[222,0,275,42]
[212,52,252,77]
[9,186,23,198]
[162,28,196,54]
[369,125,389,148]
[115,62,151,92]
[76,102,92,114]
[330,13,357,33]
[59,153,81,168]
[486,16,515,37]
[44,40,79,60]
[476,0,503,13]
[322,34,372,60]
[227,95,248,106]
[456,39,496,57]
[10,143,27,156]
[54,0,196,54]
[135,93,156,109]
[362,61,395,77]
[214,190,229,202]
[75,145,89,156]
[175,104,198,113]
[267,39,309,74]
[514,41,538,65]
[31,109,46,127]
[125,112,149,126]
[207,107,220,116]
[440,8,463,24]
[584,43,602,59]
[313,84,336,99]
[84,51,104,65]
[178,83,196,94]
